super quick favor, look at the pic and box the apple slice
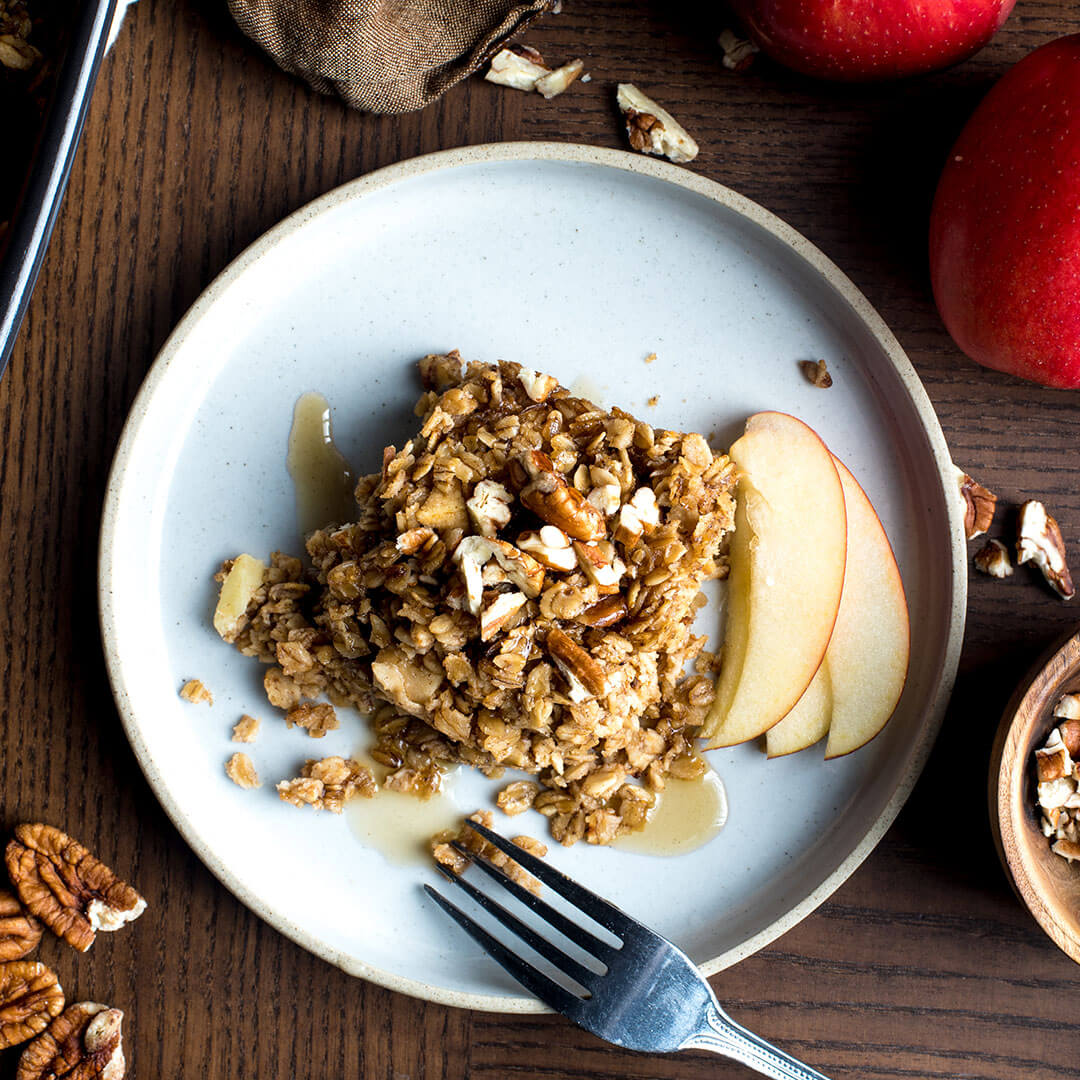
[823,458,910,759]
[701,412,847,748]
[766,660,832,757]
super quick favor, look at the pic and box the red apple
[929,35,1080,389]
[731,0,1015,81]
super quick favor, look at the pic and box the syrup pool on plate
[614,765,728,857]
[345,766,464,867]
[286,391,356,537]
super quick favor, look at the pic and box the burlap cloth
[228,0,558,114]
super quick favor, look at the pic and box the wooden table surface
[2,1,1080,1076]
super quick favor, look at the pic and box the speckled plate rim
[99,141,967,1013]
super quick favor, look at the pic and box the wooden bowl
[990,628,1080,962]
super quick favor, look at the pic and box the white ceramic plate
[100,143,966,1012]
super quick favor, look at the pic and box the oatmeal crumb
[180,679,213,705]
[798,359,832,388]
[644,352,656,364]
[285,701,339,738]
[225,752,260,789]
[647,395,659,407]
[232,714,261,742]
[277,757,375,812]
[512,835,548,858]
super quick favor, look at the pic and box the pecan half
[0,889,42,962]
[546,627,609,701]
[0,961,64,1050]
[574,595,629,628]
[1017,500,1075,600]
[5,826,147,953]
[953,466,997,540]
[16,1002,124,1080]
[519,450,606,541]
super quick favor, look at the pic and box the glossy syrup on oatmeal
[614,766,728,857]
[345,766,464,866]
[286,392,356,537]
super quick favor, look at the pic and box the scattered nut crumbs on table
[973,538,1013,578]
[1036,693,1080,861]
[616,83,699,163]
[484,44,586,99]
[717,28,760,72]
[1017,499,1075,600]
[213,353,734,847]
[179,678,213,705]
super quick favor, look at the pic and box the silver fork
[425,820,831,1080]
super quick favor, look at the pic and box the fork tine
[433,863,600,991]
[423,884,585,1017]
[449,842,616,961]
[464,819,639,940]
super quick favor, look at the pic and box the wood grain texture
[2,1,1080,1076]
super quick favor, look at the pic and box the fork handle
[682,1004,832,1080]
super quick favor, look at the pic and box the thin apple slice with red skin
[702,412,847,748]
[766,660,832,758]
[823,458,910,759]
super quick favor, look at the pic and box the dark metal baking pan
[0,0,118,381]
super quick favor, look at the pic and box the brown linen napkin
[228,0,558,114]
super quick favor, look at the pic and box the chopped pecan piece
[1017,500,1075,599]
[16,1002,124,1080]
[516,368,560,403]
[485,44,550,90]
[535,58,585,99]
[616,83,699,164]
[546,627,608,701]
[5,826,146,953]
[0,961,64,1050]
[517,526,577,571]
[717,28,760,71]
[466,480,513,538]
[973,538,1013,578]
[520,450,606,541]
[0,889,42,962]
[952,466,997,540]
[574,595,629,628]
[480,590,527,641]
[453,536,546,614]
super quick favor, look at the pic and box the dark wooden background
[2,0,1079,1076]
